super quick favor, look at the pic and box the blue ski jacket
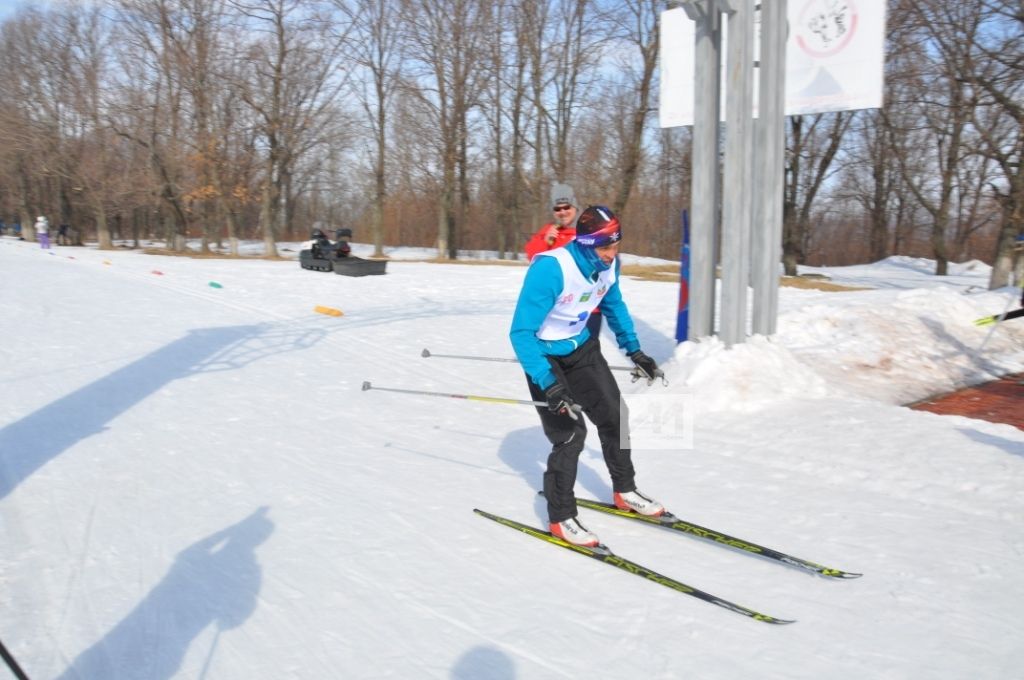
[510,241,640,390]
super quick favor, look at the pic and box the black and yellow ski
[569,496,862,580]
[474,508,795,624]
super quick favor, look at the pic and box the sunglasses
[553,205,573,213]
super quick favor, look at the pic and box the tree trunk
[95,205,112,250]
[94,197,113,249]
[260,175,279,257]
[988,191,1022,289]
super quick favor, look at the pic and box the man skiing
[510,205,664,547]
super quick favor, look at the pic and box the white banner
[659,1,887,127]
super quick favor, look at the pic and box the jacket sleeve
[524,226,553,261]
[597,259,640,354]
[524,225,577,261]
[509,256,564,390]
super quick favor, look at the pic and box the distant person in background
[333,228,352,257]
[303,228,331,258]
[524,183,579,259]
[34,215,50,249]
[523,183,602,341]
[58,223,70,245]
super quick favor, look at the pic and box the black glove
[544,382,579,420]
[629,349,663,385]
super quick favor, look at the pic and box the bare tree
[108,0,197,251]
[782,112,851,275]
[50,4,124,249]
[884,0,982,276]
[0,9,53,241]
[230,0,352,255]
[606,0,658,215]
[945,0,1023,287]
[342,0,403,257]
[147,0,239,254]
[401,0,492,259]
[480,0,511,257]
[843,111,899,262]
[479,0,541,258]
[516,0,607,227]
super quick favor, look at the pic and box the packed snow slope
[1,237,1023,680]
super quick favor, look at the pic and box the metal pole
[751,0,787,336]
[0,637,29,680]
[683,0,721,341]
[719,0,755,346]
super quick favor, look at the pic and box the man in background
[524,183,579,260]
[523,183,601,340]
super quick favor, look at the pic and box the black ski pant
[526,338,636,524]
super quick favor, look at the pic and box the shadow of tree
[57,507,274,680]
[0,322,326,500]
[919,317,1004,373]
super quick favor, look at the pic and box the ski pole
[421,347,667,385]
[0,636,29,680]
[361,381,582,417]
[421,347,635,372]
[977,289,1017,353]
[421,348,518,364]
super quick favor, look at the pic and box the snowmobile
[299,228,386,276]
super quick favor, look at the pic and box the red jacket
[524,223,575,261]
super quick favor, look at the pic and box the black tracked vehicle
[299,228,386,276]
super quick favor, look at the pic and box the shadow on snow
[450,645,516,680]
[0,322,325,500]
[57,506,274,680]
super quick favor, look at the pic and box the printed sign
[659,1,886,127]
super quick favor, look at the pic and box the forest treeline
[0,0,1019,286]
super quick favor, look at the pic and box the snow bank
[779,286,1024,404]
[655,335,837,414]
[655,286,1024,414]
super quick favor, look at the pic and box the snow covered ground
[1,236,1022,680]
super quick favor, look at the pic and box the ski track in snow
[1,237,1023,679]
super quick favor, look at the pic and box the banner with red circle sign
[659,1,886,127]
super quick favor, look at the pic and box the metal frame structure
[679,0,787,345]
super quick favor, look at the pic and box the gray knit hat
[550,182,577,209]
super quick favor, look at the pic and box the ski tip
[767,617,797,625]
[421,348,431,357]
[835,571,864,579]
[819,568,863,579]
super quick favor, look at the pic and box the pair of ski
[475,495,861,624]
